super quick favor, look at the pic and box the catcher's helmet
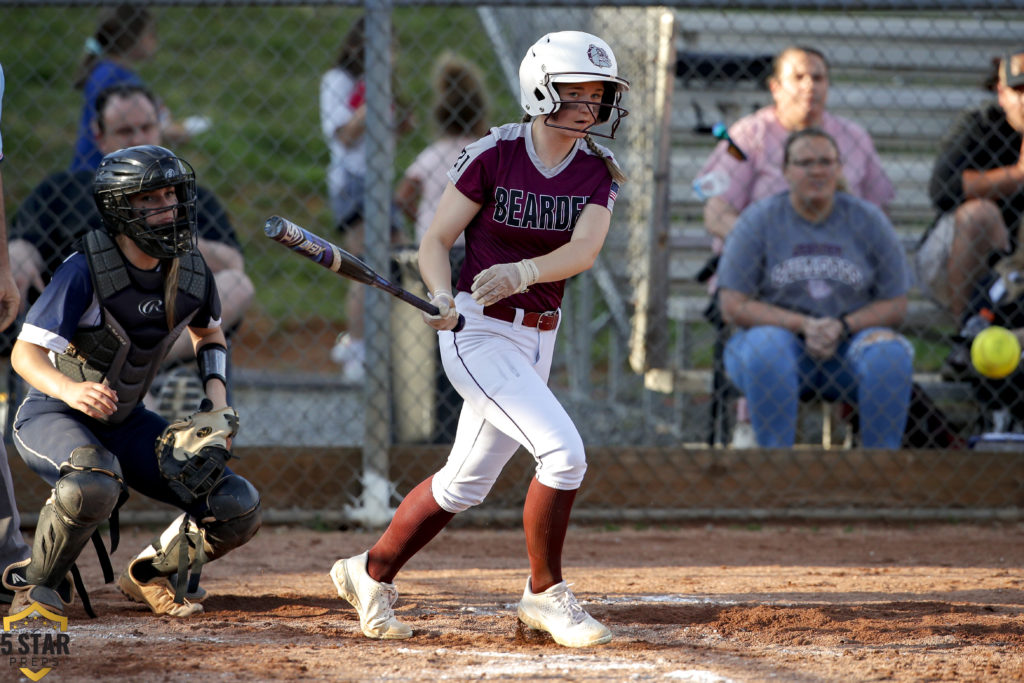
[519,31,629,139]
[93,145,198,259]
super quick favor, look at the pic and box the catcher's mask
[518,30,630,139]
[94,144,198,259]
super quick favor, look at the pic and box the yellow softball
[970,326,1022,379]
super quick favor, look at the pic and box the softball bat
[264,215,465,332]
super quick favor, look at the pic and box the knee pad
[202,475,261,557]
[54,446,124,526]
[25,446,123,589]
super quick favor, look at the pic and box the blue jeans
[724,326,914,448]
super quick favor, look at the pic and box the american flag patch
[608,182,619,209]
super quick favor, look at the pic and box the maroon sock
[366,477,454,584]
[523,478,577,594]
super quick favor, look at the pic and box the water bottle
[692,170,730,201]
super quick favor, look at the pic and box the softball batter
[331,30,628,648]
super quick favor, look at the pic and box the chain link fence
[2,1,1023,525]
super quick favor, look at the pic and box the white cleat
[517,578,612,647]
[330,551,412,639]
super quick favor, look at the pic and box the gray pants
[0,366,29,571]
[0,449,29,570]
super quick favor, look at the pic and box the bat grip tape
[197,343,229,388]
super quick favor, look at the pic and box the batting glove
[423,290,459,330]
[470,259,539,307]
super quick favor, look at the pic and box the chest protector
[54,230,207,424]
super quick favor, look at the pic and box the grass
[2,7,958,376]
[1,6,518,324]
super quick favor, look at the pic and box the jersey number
[452,148,471,173]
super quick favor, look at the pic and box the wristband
[514,259,540,293]
[840,316,853,339]
[197,343,229,388]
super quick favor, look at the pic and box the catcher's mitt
[156,399,240,505]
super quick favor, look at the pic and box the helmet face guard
[539,74,629,139]
[94,145,198,259]
[519,31,630,139]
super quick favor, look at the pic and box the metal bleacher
[667,9,1024,280]
[665,8,1024,311]
[660,9,1024,443]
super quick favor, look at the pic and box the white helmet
[519,31,630,138]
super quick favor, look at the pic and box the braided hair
[523,111,628,184]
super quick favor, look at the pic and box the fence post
[350,0,395,527]
[624,9,675,376]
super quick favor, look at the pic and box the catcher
[3,145,260,618]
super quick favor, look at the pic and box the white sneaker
[331,334,366,383]
[330,333,364,365]
[730,421,757,449]
[117,568,203,618]
[517,579,612,647]
[330,552,412,639]
[341,359,366,383]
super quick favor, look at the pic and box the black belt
[482,304,560,331]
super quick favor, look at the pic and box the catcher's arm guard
[156,399,240,505]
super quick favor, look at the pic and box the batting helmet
[518,31,630,138]
[94,145,198,259]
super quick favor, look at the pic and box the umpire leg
[0,447,30,576]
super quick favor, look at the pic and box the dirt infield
[8,522,1024,682]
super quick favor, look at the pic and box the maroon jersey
[449,122,618,312]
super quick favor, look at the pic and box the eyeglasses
[789,157,839,169]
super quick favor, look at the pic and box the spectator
[394,51,490,440]
[70,4,195,172]
[717,128,913,448]
[696,45,894,446]
[699,45,894,240]
[10,84,253,407]
[396,51,490,251]
[918,51,1024,378]
[320,15,413,380]
[320,16,370,232]
[325,207,405,383]
[0,63,31,606]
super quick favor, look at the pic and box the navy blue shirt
[19,251,221,358]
